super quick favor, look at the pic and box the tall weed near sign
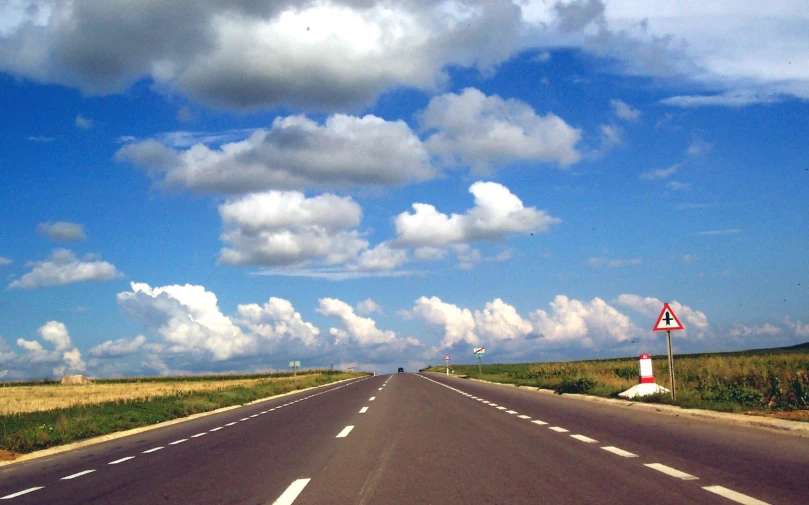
[426,346,809,418]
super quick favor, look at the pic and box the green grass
[0,371,366,454]
[425,346,809,415]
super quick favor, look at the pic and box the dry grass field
[0,376,299,415]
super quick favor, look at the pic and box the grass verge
[0,371,366,455]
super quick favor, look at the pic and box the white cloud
[37,221,87,242]
[784,317,809,338]
[237,298,321,347]
[117,282,254,360]
[218,190,367,268]
[728,324,781,338]
[683,254,699,263]
[666,181,690,191]
[88,335,147,358]
[395,181,560,248]
[533,51,551,63]
[355,244,408,272]
[530,295,639,347]
[116,114,434,193]
[408,296,479,348]
[14,321,85,375]
[610,99,640,121]
[597,124,623,153]
[474,299,534,342]
[640,163,680,180]
[317,298,397,346]
[614,294,709,336]
[694,229,742,236]
[0,257,11,266]
[687,140,714,158]
[9,249,121,289]
[421,88,581,170]
[356,299,382,315]
[587,257,642,268]
[75,115,94,129]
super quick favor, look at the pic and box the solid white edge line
[336,425,354,438]
[169,439,188,445]
[142,447,164,454]
[531,420,548,425]
[702,486,772,505]
[61,469,95,480]
[359,407,369,413]
[570,434,598,443]
[644,463,699,480]
[272,478,312,505]
[1,487,45,500]
[601,446,637,458]
[109,456,135,465]
[549,427,569,433]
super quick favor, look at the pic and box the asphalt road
[1,373,806,504]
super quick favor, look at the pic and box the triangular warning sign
[653,303,685,332]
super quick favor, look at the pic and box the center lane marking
[369,397,375,401]
[62,469,95,480]
[108,456,135,465]
[702,486,772,505]
[644,463,699,480]
[142,447,164,454]
[570,434,598,443]
[169,439,188,445]
[1,487,45,500]
[336,426,354,438]
[601,446,637,458]
[191,433,207,438]
[549,427,569,433]
[518,415,531,419]
[272,478,312,505]
[359,407,369,414]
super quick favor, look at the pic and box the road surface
[1,373,806,504]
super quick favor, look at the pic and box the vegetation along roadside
[0,370,366,456]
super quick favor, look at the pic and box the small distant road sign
[473,347,485,355]
[444,354,450,361]
[653,303,684,331]
[289,361,301,367]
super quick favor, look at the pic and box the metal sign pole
[445,358,449,376]
[478,355,482,377]
[666,330,676,400]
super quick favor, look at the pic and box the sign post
[473,347,485,377]
[652,303,685,400]
[289,360,301,381]
[444,354,450,376]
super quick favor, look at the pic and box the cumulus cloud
[610,99,640,121]
[0,257,11,266]
[88,335,147,358]
[14,321,85,375]
[37,221,87,242]
[117,282,254,360]
[728,324,781,338]
[395,181,560,248]
[421,88,581,170]
[355,244,408,272]
[356,299,382,315]
[317,298,398,346]
[9,249,121,289]
[75,115,94,129]
[116,114,434,193]
[236,298,321,347]
[614,294,709,336]
[784,317,809,338]
[0,1,526,110]
[218,190,367,268]
[530,295,639,347]
[408,296,479,348]
[474,299,534,342]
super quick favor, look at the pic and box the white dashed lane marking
[531,420,548,425]
[61,470,95,480]
[359,407,369,414]
[703,486,772,505]
[240,418,250,421]
[225,422,237,426]
[518,415,531,420]
[570,435,598,443]
[336,426,354,438]
[505,410,518,415]
[108,456,135,465]
[644,463,699,480]
[549,427,569,433]
[272,478,311,505]
[601,446,638,458]
[369,397,375,401]
[210,427,223,432]
[191,432,207,438]
[1,487,44,500]
[142,447,164,454]
[169,439,188,445]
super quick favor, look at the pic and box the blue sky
[1,0,807,378]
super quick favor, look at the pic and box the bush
[555,376,597,394]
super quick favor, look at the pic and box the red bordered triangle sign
[653,303,685,332]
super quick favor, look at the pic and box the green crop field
[424,344,809,420]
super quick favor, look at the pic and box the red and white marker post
[638,354,654,384]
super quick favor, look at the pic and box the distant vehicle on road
[397,367,404,373]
